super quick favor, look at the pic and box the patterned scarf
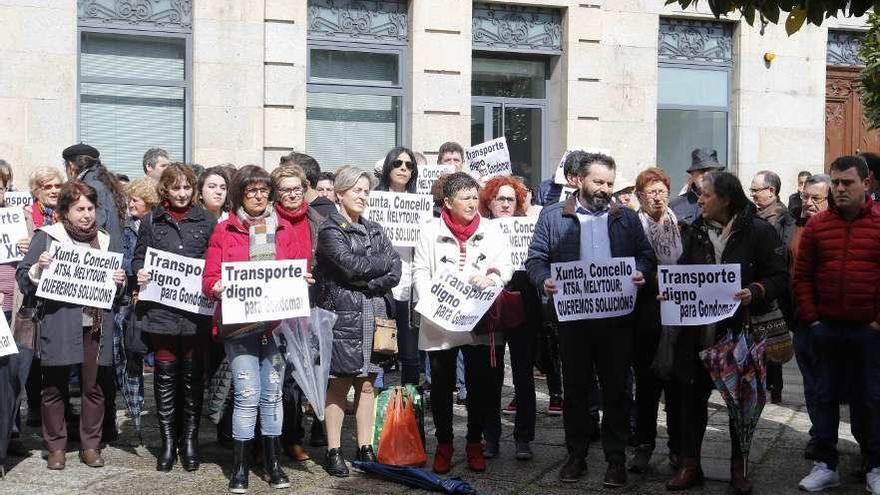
[237,205,277,262]
[61,217,104,354]
[638,207,683,265]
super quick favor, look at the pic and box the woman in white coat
[413,172,512,475]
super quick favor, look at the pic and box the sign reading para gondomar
[366,191,434,248]
[465,137,511,181]
[551,257,637,322]
[221,259,310,324]
[35,243,122,310]
[554,147,612,185]
[414,270,504,332]
[139,248,216,316]
[0,312,17,357]
[658,264,741,326]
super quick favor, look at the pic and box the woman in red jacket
[202,165,313,494]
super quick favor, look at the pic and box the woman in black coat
[314,166,401,476]
[666,172,788,495]
[131,164,216,472]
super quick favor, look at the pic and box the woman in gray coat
[16,181,125,470]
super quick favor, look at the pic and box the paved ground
[0,359,866,495]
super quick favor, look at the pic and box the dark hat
[687,148,724,173]
[62,143,99,161]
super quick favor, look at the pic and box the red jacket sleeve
[792,216,819,324]
[202,222,224,299]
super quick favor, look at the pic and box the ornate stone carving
[78,0,192,30]
[827,30,864,67]
[826,78,853,99]
[308,0,408,42]
[472,3,562,54]
[825,102,845,126]
[658,18,732,65]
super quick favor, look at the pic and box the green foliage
[859,13,880,130]
[668,0,880,34]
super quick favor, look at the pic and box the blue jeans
[794,327,818,453]
[225,333,286,441]
[811,321,880,470]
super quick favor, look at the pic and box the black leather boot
[261,436,290,489]
[154,360,179,472]
[179,356,204,472]
[229,440,250,494]
[324,448,349,477]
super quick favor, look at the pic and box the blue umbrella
[352,461,485,494]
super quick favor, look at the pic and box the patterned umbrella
[699,330,767,476]
[115,307,145,442]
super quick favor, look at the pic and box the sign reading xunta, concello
[221,259,310,324]
[551,257,637,321]
[658,264,741,326]
[366,191,434,248]
[140,248,216,315]
[36,243,122,310]
[414,271,504,332]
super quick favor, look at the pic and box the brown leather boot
[665,457,704,491]
[730,458,753,495]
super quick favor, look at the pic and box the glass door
[471,102,544,187]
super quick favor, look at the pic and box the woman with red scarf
[412,172,512,474]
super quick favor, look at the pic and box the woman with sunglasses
[375,147,422,387]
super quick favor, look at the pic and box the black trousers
[281,377,305,446]
[558,320,633,464]
[429,345,492,444]
[535,322,563,396]
[485,325,538,445]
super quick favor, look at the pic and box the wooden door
[825,67,880,169]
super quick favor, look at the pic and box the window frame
[76,26,194,166]
[305,39,409,165]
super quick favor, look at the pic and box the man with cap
[669,148,724,225]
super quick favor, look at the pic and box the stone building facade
[0,0,872,194]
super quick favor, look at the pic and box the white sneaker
[798,462,840,492]
[867,467,880,494]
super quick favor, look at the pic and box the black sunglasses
[392,159,414,171]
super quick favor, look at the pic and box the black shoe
[229,440,250,493]
[261,436,290,489]
[309,420,327,447]
[483,441,499,459]
[179,356,204,472]
[154,360,179,472]
[559,454,587,483]
[628,445,652,473]
[355,445,377,463]
[603,462,627,488]
[589,413,601,442]
[770,390,782,405]
[515,441,533,461]
[324,448,349,477]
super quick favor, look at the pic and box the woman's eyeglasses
[244,188,271,198]
[392,160,414,171]
[41,183,62,191]
[278,187,304,197]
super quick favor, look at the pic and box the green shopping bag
[373,385,425,449]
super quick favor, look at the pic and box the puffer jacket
[793,199,880,325]
[131,206,216,336]
[313,212,401,375]
[679,203,789,323]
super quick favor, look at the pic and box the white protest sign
[658,264,741,326]
[4,192,33,209]
[551,257,637,322]
[416,165,455,195]
[0,312,17,357]
[465,137,511,181]
[221,259,310,324]
[554,147,612,185]
[414,271,504,332]
[494,216,537,271]
[0,207,28,263]
[139,248,216,315]
[366,191,434,248]
[36,243,121,310]
[558,187,577,203]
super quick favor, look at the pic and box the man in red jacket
[793,156,880,494]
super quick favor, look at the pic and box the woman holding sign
[314,166,401,476]
[375,146,422,386]
[666,171,787,494]
[131,164,216,473]
[16,181,126,470]
[413,172,512,474]
[203,165,311,493]
[477,175,541,461]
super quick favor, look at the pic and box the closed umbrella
[276,307,335,422]
[352,461,485,494]
[115,307,145,443]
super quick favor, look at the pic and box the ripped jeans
[225,332,286,441]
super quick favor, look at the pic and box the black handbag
[123,293,150,355]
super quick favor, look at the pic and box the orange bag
[377,389,427,466]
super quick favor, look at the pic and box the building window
[77,1,192,178]
[306,0,408,171]
[656,18,732,192]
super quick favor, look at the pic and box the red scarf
[163,201,191,223]
[275,202,313,264]
[441,207,480,247]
